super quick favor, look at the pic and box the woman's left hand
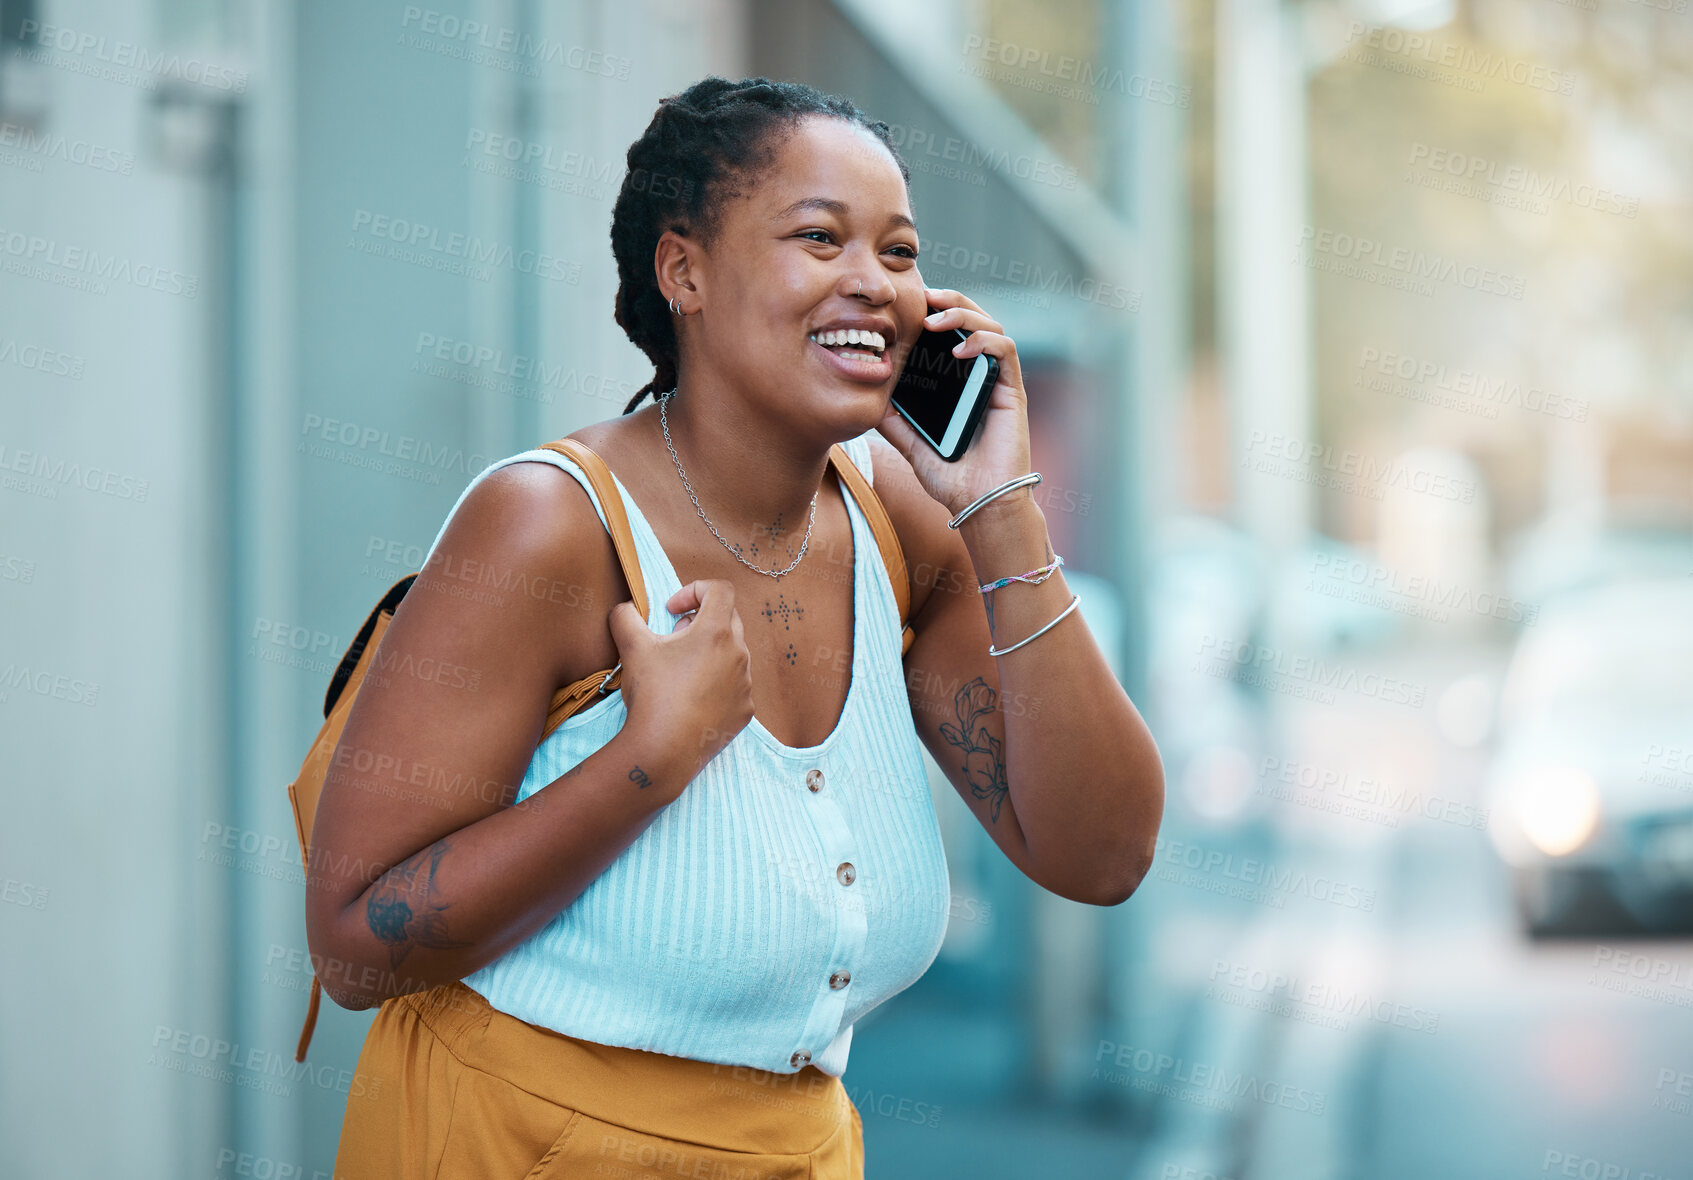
[875,286,1032,518]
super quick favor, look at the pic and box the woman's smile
[808,331,894,382]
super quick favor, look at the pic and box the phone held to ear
[888,309,999,463]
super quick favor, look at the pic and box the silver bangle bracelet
[947,472,1042,530]
[988,594,1081,656]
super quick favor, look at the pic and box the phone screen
[889,316,999,462]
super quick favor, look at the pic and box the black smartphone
[889,310,999,462]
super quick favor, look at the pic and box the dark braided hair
[611,76,911,415]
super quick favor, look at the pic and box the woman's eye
[799,230,835,244]
[888,245,918,260]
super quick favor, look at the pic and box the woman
[307,75,1163,1177]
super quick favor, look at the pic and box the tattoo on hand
[366,841,471,969]
[939,677,1009,823]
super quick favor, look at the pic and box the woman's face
[677,115,926,440]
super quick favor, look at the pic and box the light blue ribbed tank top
[422,428,951,1077]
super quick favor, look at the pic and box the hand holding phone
[888,307,999,462]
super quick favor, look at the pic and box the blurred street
[5,0,1690,1175]
[851,630,1693,1179]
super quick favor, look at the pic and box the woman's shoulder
[430,437,632,690]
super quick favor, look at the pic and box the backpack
[285,435,914,1060]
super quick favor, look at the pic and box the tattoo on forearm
[939,677,1010,823]
[366,840,471,969]
[628,764,654,789]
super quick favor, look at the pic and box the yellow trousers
[333,980,865,1179]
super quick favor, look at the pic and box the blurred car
[1482,575,1693,935]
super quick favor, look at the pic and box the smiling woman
[314,74,1163,1180]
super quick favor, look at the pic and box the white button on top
[790,1049,811,1068]
[829,969,851,990]
[836,862,856,887]
[806,768,824,793]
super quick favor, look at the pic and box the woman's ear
[655,230,700,313]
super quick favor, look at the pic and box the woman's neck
[648,381,837,558]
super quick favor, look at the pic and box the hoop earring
[669,296,682,316]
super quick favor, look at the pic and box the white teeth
[810,328,886,353]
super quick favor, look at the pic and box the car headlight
[1508,766,1601,857]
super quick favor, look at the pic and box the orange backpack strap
[828,442,916,657]
[290,440,652,1062]
[289,574,413,1061]
[535,438,650,742]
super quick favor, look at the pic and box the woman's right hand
[607,579,756,785]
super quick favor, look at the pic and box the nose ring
[856,280,863,297]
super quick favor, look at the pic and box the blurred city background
[3,0,1692,1176]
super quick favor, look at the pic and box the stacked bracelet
[947,472,1042,530]
[988,594,1081,656]
[980,553,1064,594]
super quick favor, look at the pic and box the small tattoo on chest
[761,593,805,630]
[740,513,796,562]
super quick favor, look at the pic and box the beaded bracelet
[980,553,1065,594]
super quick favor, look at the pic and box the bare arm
[872,438,1165,906]
[304,461,752,1009]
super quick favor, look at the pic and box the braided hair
[611,76,911,415]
